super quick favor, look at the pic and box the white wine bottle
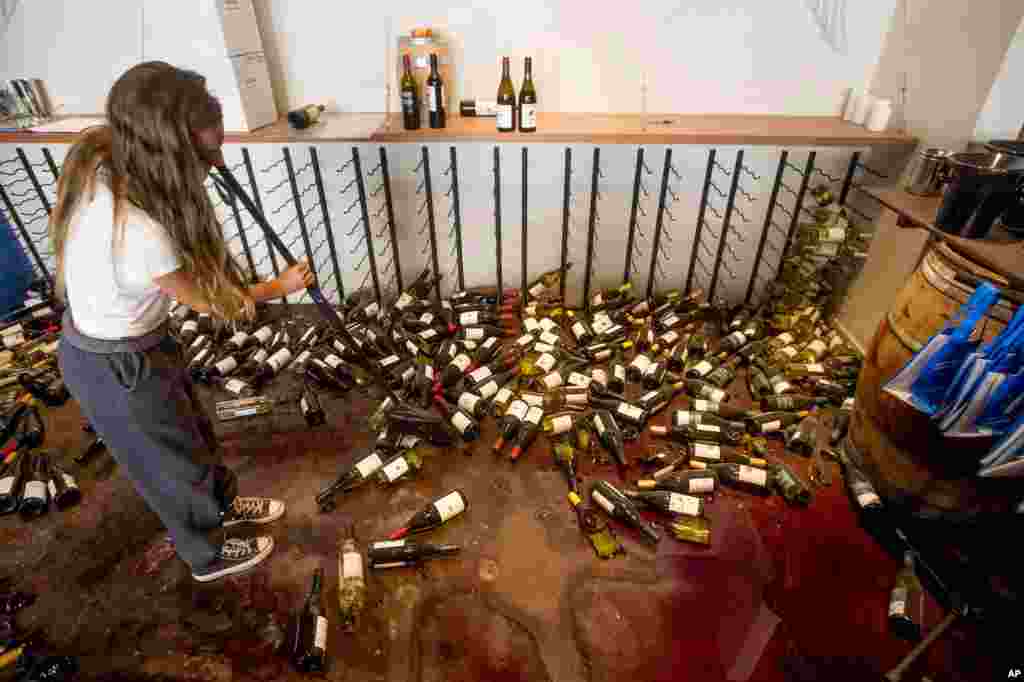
[518,57,537,132]
[388,490,468,539]
[496,57,516,132]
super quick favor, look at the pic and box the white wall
[2,0,900,128]
[974,16,1024,142]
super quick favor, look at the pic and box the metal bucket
[935,152,1024,238]
[905,148,951,196]
[985,140,1024,235]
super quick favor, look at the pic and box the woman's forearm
[248,278,284,303]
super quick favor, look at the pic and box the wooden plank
[1,112,917,147]
[862,185,1024,288]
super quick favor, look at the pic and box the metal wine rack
[0,147,60,291]
[623,148,653,287]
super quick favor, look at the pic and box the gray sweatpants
[58,313,233,571]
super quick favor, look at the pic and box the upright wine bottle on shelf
[389,489,468,539]
[496,56,516,132]
[426,53,445,129]
[367,539,460,569]
[291,568,328,672]
[518,57,537,132]
[400,54,421,130]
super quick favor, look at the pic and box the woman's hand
[278,261,315,295]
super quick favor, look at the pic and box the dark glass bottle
[426,54,445,129]
[389,489,468,539]
[400,54,420,130]
[518,57,537,132]
[291,568,328,673]
[496,56,516,132]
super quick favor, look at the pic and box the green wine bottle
[888,551,924,641]
[400,54,420,130]
[496,56,516,132]
[518,56,537,132]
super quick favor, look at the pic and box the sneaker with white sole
[192,536,274,583]
[222,497,286,528]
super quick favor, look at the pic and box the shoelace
[221,538,257,560]
[231,497,269,520]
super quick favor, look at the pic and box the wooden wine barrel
[850,240,1022,515]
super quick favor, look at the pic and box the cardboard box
[216,0,264,58]
[231,52,277,131]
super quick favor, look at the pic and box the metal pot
[935,152,1024,239]
[985,140,1024,236]
[905,148,952,196]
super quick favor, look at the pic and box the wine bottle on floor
[368,539,460,569]
[0,450,25,514]
[291,568,328,672]
[315,450,388,511]
[497,57,516,132]
[389,490,468,539]
[888,551,924,642]
[426,53,445,129]
[518,57,537,132]
[623,489,704,518]
[47,458,81,511]
[18,450,49,519]
[510,405,543,460]
[590,480,660,544]
[338,529,365,632]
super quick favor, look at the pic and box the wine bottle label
[325,354,344,369]
[542,372,563,389]
[668,493,701,516]
[888,588,907,617]
[603,324,624,338]
[593,349,612,362]
[497,103,513,129]
[189,335,208,350]
[537,318,556,332]
[726,331,747,347]
[398,435,421,450]
[419,328,439,340]
[660,331,680,346]
[342,551,363,579]
[693,443,721,460]
[738,465,768,487]
[292,350,312,371]
[614,365,626,382]
[377,354,399,368]
[23,480,46,501]
[300,395,310,414]
[452,411,473,433]
[592,314,613,333]
[469,366,493,383]
[0,476,15,495]
[551,415,573,434]
[593,414,607,434]
[452,354,472,371]
[692,360,713,376]
[2,333,24,348]
[704,386,726,403]
[641,390,659,404]
[458,393,480,413]
[507,401,529,420]
[396,292,414,309]
[536,353,557,372]
[48,480,57,498]
[806,363,825,373]
[525,406,544,424]
[661,314,681,328]
[528,282,546,297]
[522,393,544,407]
[224,378,248,395]
[267,348,292,373]
[465,327,486,341]
[674,411,693,427]
[617,403,644,421]
[372,540,406,549]
[779,346,798,359]
[856,491,881,508]
[761,420,782,432]
[697,423,721,433]
[842,397,855,409]
[631,355,652,372]
[572,321,588,339]
[825,227,846,242]
[689,477,715,493]
[253,326,273,344]
[251,349,269,364]
[401,365,415,383]
[355,453,384,478]
[693,399,718,413]
[460,311,480,325]
[32,306,53,318]
[533,342,555,353]
[181,320,199,334]
[539,331,560,346]
[521,103,537,128]
[772,381,792,395]
[495,387,513,405]
[215,357,238,374]
[434,492,466,521]
[314,616,328,650]
[591,490,616,514]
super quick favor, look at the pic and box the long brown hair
[50,62,251,320]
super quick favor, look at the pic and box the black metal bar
[41,148,60,181]
[708,150,744,300]
[0,184,52,286]
[559,148,572,302]
[647,149,673,299]
[624,147,644,284]
[379,147,403,294]
[352,148,382,303]
[745,151,788,303]
[782,152,817,257]
[448,146,464,291]
[839,151,861,206]
[493,147,503,306]
[225,180,258,281]
[421,146,442,303]
[583,147,600,309]
[282,148,318,294]
[310,147,344,302]
[242,148,286,304]
[521,147,528,312]
[684,150,716,295]
[16,148,51,215]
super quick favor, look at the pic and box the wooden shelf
[861,185,1024,289]
[1,112,917,147]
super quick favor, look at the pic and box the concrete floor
[0,368,994,681]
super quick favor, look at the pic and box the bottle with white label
[17,450,49,519]
[315,449,388,511]
[291,568,328,672]
[703,463,771,495]
[46,458,81,510]
[843,459,883,513]
[0,450,26,515]
[510,405,544,460]
[685,350,728,380]
[496,56,516,132]
[636,470,717,495]
[493,399,528,452]
[591,410,627,467]
[214,376,257,398]
[624,489,704,518]
[388,489,468,539]
[745,410,809,436]
[426,53,445,129]
[337,532,365,632]
[518,56,537,132]
[608,342,630,393]
[590,480,660,544]
[441,352,473,387]
[434,395,479,442]
[772,461,812,506]
[888,551,924,642]
[367,539,461,569]
[377,447,425,486]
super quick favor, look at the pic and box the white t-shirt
[64,178,181,339]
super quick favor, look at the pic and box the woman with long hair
[53,62,311,582]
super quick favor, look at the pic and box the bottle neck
[403,56,412,75]
[524,58,533,79]
[502,59,510,79]
[429,56,438,76]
